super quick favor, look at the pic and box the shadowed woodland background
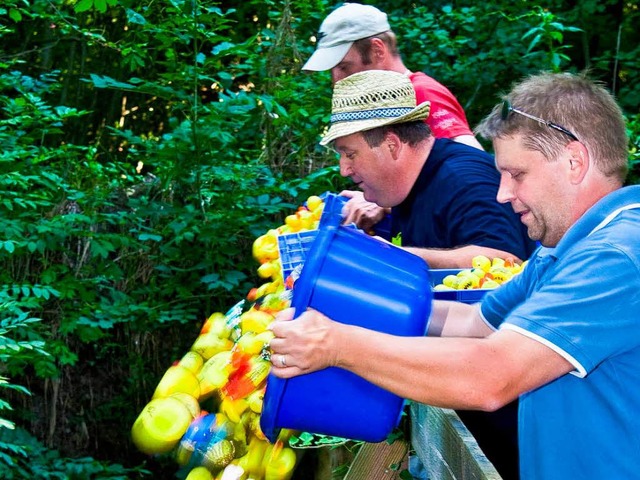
[0,0,638,478]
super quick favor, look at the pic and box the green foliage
[625,113,640,185]
[0,303,50,471]
[75,0,119,14]
[390,3,586,123]
[0,0,342,475]
[520,7,583,71]
[0,0,638,477]
[0,427,149,479]
[0,309,49,370]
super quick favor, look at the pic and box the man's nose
[339,157,353,177]
[496,174,515,204]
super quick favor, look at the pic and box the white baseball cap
[302,3,391,72]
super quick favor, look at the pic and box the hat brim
[320,101,431,145]
[302,42,353,71]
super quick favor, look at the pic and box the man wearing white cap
[303,2,483,150]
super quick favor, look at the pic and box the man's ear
[370,38,387,62]
[385,132,402,159]
[566,141,589,184]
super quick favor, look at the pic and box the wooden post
[344,439,408,480]
[410,403,503,480]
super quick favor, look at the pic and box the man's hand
[340,190,389,231]
[269,307,340,378]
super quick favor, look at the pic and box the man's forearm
[403,244,522,269]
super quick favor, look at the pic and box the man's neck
[385,58,409,76]
[401,136,436,195]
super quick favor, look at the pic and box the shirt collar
[552,185,640,259]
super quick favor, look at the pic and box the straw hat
[320,70,431,146]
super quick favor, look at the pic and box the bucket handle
[290,193,344,318]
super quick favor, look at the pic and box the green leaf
[138,233,163,242]
[0,419,15,429]
[77,316,115,330]
[224,270,246,286]
[201,273,220,284]
[212,42,235,56]
[94,0,107,13]
[125,8,147,25]
[90,239,114,258]
[74,0,94,13]
[8,8,22,22]
[521,27,538,40]
[87,74,136,90]
[550,31,564,42]
[526,33,542,53]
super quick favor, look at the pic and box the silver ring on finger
[279,354,287,367]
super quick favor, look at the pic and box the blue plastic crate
[430,269,492,304]
[277,193,359,287]
[277,229,318,284]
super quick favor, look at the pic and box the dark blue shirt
[390,138,536,260]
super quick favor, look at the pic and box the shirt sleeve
[480,249,538,329]
[410,72,474,138]
[432,160,533,260]
[483,242,640,377]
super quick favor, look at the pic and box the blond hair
[476,72,629,182]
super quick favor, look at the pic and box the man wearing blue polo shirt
[269,71,640,479]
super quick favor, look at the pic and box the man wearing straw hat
[270,71,640,480]
[315,69,532,479]
[321,69,535,269]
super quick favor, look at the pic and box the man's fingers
[270,365,304,379]
[339,189,358,199]
[274,307,295,322]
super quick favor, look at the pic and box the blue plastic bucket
[261,195,433,443]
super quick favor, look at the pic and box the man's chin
[362,190,375,203]
[526,226,545,245]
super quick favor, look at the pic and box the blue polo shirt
[391,139,536,260]
[481,185,640,479]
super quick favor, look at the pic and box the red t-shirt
[409,71,473,139]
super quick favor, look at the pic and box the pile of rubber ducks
[131,196,325,480]
[433,255,527,291]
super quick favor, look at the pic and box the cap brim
[320,101,431,146]
[302,42,353,71]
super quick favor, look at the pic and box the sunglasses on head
[501,100,578,142]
